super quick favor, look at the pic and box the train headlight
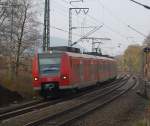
[61,75,68,80]
[34,77,38,81]
[63,76,67,79]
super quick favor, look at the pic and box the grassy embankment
[0,69,34,98]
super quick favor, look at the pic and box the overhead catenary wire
[97,0,129,27]
[44,0,145,52]
[62,0,147,40]
[51,25,82,37]
[59,0,131,55]
[128,25,147,38]
[50,0,92,39]
[96,0,147,38]
[61,0,130,41]
[38,19,83,38]
[61,0,101,25]
[71,24,104,46]
[52,0,97,47]
[51,3,87,26]
[130,0,150,10]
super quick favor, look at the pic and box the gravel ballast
[70,82,150,126]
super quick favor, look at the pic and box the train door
[103,61,106,81]
[96,60,98,81]
[101,60,104,81]
[84,59,89,82]
[91,59,95,81]
[96,60,99,81]
[105,61,107,80]
[98,59,102,82]
[79,58,84,82]
[72,58,80,84]
[107,61,110,80]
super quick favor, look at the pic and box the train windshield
[39,55,61,76]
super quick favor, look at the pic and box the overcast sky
[33,0,150,56]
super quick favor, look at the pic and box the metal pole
[68,8,89,47]
[92,38,95,52]
[82,37,111,52]
[68,8,72,46]
[43,0,50,52]
[10,5,14,43]
[47,0,50,49]
[43,0,47,51]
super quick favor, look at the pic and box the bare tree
[0,0,42,78]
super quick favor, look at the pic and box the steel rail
[0,100,44,114]
[0,100,62,121]
[24,77,130,126]
[0,74,125,119]
[0,75,126,123]
[57,77,137,126]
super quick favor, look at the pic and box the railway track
[0,75,132,126]
[25,77,132,126]
[0,75,126,121]
[0,99,64,121]
[0,99,43,114]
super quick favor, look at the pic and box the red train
[32,47,117,98]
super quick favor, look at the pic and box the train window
[73,61,81,81]
[39,57,60,76]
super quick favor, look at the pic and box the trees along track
[0,75,133,126]
[0,74,126,121]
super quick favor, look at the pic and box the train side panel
[32,54,41,90]
[32,51,118,98]
[59,54,71,88]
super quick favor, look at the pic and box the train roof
[46,46,115,61]
[65,52,115,61]
[49,46,81,53]
[38,51,116,61]
[38,45,116,62]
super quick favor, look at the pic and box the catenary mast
[43,0,50,51]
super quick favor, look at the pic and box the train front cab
[32,52,70,98]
